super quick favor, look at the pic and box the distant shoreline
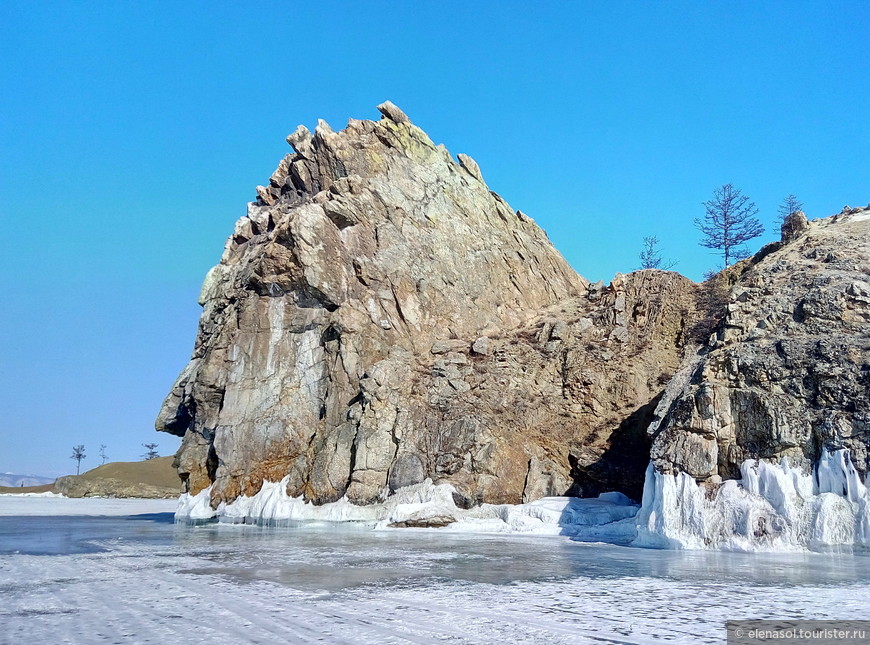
[0,483,53,494]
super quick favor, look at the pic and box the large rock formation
[650,207,870,481]
[157,103,700,509]
[158,102,870,540]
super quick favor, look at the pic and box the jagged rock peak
[157,99,870,523]
[285,124,313,156]
[157,103,609,510]
[376,100,410,124]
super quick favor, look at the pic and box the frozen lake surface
[1,498,870,644]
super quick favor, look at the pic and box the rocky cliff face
[650,207,870,482]
[157,103,700,509]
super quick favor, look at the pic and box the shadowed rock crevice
[568,395,661,501]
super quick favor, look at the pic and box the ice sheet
[2,517,870,645]
[177,480,640,543]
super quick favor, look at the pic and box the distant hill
[74,457,180,487]
[0,473,55,488]
[53,457,181,498]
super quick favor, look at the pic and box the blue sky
[1,1,868,477]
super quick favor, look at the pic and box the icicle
[634,448,870,552]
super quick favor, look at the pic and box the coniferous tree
[695,183,764,268]
[141,443,160,460]
[638,235,677,270]
[777,194,805,239]
[777,194,803,223]
[71,445,86,475]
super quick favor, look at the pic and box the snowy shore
[177,449,870,553]
[4,448,867,553]
[0,495,178,516]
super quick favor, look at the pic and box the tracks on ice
[2,539,870,644]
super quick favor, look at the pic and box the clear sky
[1,1,868,477]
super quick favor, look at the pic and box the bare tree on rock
[638,235,677,270]
[99,444,108,465]
[142,443,160,460]
[695,183,764,268]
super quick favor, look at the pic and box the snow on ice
[177,449,870,552]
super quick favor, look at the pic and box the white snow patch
[0,496,178,516]
[452,494,638,541]
[635,449,870,551]
[177,478,640,540]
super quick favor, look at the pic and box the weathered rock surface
[650,207,870,481]
[157,103,701,508]
[409,268,700,506]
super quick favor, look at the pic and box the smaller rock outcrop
[54,457,181,499]
[781,210,809,242]
[649,207,870,481]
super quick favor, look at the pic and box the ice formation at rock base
[176,449,870,552]
[636,449,870,552]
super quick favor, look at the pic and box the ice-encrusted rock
[157,103,700,511]
[175,449,869,551]
[157,101,870,551]
[175,476,641,542]
[634,448,870,551]
[632,208,870,551]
